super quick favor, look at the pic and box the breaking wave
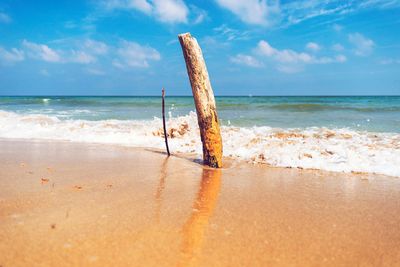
[0,110,399,177]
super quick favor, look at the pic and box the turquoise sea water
[0,96,399,133]
[1,96,400,176]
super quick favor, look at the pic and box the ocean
[0,96,399,176]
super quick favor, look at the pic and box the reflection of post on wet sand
[178,168,222,267]
[155,157,169,223]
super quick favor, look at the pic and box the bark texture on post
[178,32,223,168]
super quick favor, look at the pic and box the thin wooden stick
[162,88,170,156]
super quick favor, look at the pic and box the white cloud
[213,24,251,41]
[348,33,374,56]
[166,39,178,45]
[191,5,207,24]
[152,0,188,23]
[379,58,400,65]
[83,39,108,55]
[256,40,275,56]
[0,12,11,23]
[70,50,96,64]
[306,42,321,52]
[101,0,188,23]
[256,40,346,73]
[0,46,24,64]
[103,0,152,14]
[332,23,343,32]
[279,1,400,28]
[313,55,347,64]
[87,68,106,75]
[257,40,313,63]
[200,36,230,50]
[282,2,352,26]
[215,0,279,26]
[332,43,344,51]
[4,38,162,70]
[22,40,62,62]
[335,54,347,63]
[130,0,153,14]
[230,54,263,68]
[360,0,400,9]
[20,39,110,64]
[101,0,400,28]
[113,40,160,68]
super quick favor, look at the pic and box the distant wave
[0,110,399,177]
[2,97,399,112]
[267,103,400,112]
[0,97,167,108]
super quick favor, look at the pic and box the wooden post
[162,88,170,156]
[178,32,223,168]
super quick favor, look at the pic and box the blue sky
[0,0,399,95]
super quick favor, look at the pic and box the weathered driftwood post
[178,32,223,168]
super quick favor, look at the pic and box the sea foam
[0,110,399,177]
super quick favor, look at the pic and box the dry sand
[0,139,400,266]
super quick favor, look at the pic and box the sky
[0,0,399,96]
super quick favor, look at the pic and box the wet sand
[1,139,400,266]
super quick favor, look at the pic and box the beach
[1,139,400,266]
[2,0,400,265]
[1,96,400,177]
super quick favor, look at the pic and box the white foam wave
[0,110,399,177]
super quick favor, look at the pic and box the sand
[1,139,400,266]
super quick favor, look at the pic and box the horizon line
[0,94,399,97]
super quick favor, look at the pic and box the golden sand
[1,140,400,266]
